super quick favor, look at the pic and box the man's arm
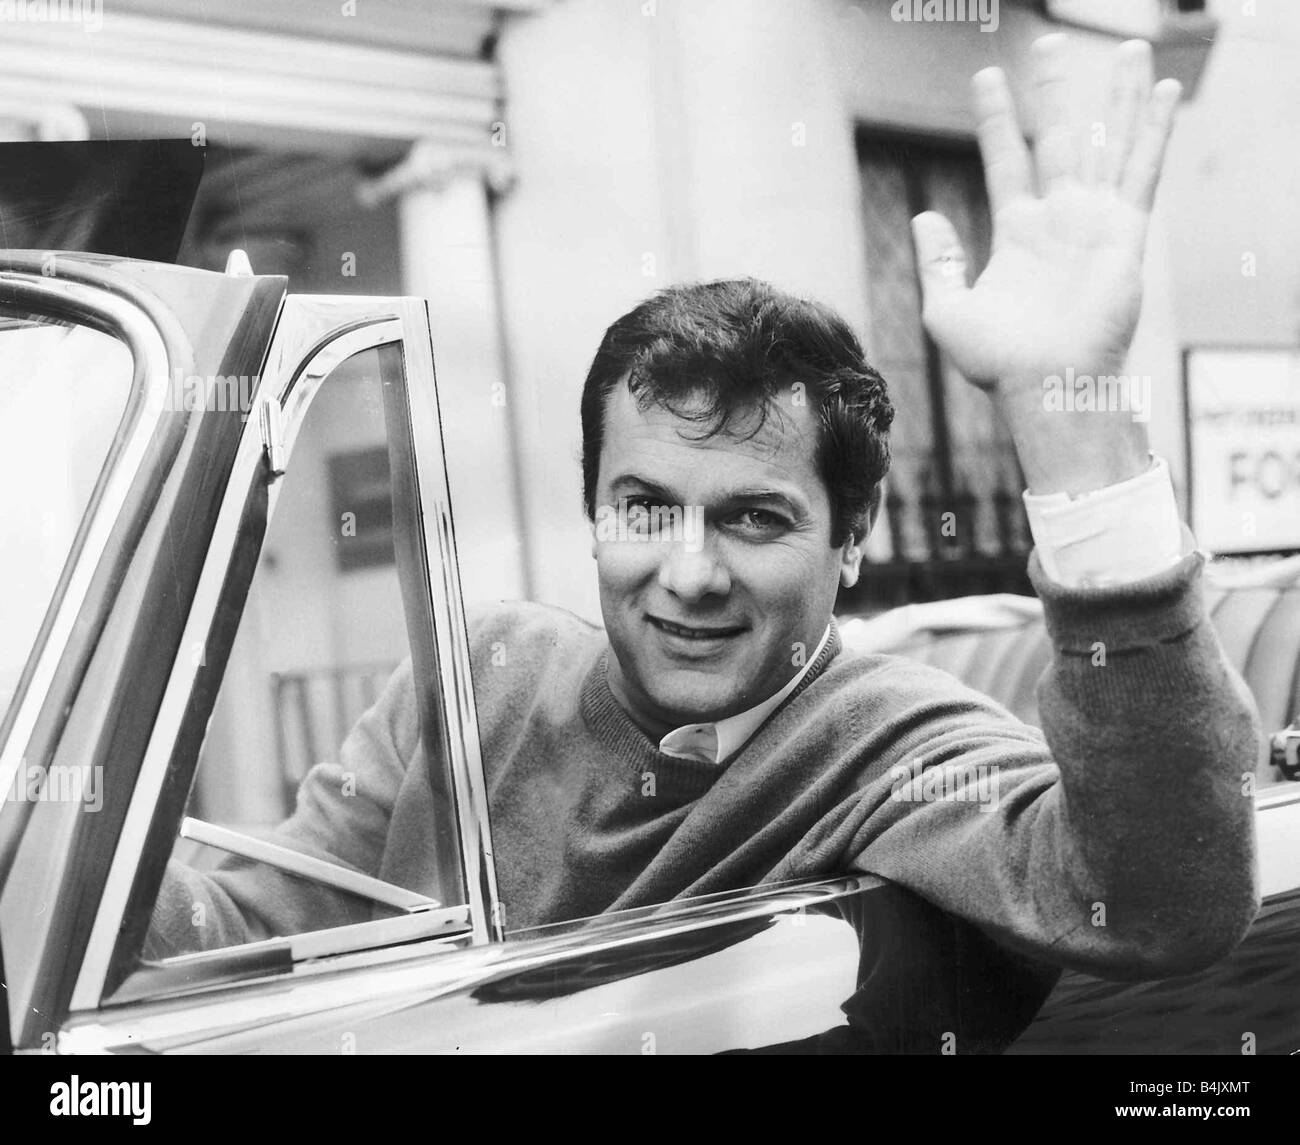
[144,660,419,958]
[851,550,1259,981]
[866,36,1261,977]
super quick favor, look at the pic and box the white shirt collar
[657,624,832,765]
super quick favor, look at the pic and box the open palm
[914,37,1181,394]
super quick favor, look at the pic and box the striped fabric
[890,570,1300,784]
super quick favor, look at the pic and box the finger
[1099,40,1153,187]
[1119,77,1182,211]
[972,66,1033,215]
[1030,33,1079,193]
[911,211,969,318]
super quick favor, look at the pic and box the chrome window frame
[0,275,167,811]
[71,295,502,1013]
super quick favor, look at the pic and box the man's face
[592,380,863,737]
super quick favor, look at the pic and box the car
[1,250,1297,1056]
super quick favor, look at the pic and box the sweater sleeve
[143,659,420,958]
[850,549,1262,981]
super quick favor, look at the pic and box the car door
[2,288,495,1040]
[0,251,284,1052]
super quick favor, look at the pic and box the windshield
[0,314,132,727]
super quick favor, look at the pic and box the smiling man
[590,327,882,744]
[148,37,1261,1014]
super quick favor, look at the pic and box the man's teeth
[657,619,734,639]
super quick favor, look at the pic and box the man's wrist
[993,376,1151,497]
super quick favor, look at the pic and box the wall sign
[1184,347,1300,555]
[328,445,395,572]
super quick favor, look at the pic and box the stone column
[359,141,528,602]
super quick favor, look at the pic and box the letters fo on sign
[1185,348,1300,554]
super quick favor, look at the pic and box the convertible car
[1,251,1297,1054]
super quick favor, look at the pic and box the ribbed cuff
[1028,547,1206,656]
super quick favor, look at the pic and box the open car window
[135,346,455,965]
[90,311,489,1007]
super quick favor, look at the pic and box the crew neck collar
[580,620,843,795]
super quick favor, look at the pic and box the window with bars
[840,130,1033,613]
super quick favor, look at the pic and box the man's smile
[646,614,748,645]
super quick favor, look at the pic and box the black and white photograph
[0,0,1297,1101]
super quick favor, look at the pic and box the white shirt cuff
[1023,455,1189,588]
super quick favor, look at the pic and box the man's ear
[838,484,883,589]
[838,536,862,589]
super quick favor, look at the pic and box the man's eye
[625,499,653,523]
[729,509,786,535]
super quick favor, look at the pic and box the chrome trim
[71,296,500,1009]
[61,876,877,1054]
[0,275,169,808]
[276,316,404,460]
[179,817,439,913]
[69,371,276,1012]
[1269,723,1300,781]
[258,395,286,479]
[393,298,503,943]
[287,904,468,959]
[108,905,474,1009]
[1256,785,1300,812]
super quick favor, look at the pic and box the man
[149,36,1260,997]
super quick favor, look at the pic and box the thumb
[910,211,969,316]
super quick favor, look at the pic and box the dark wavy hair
[580,279,894,547]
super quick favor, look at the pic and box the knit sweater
[148,550,1261,981]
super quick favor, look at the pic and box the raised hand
[911,35,1181,495]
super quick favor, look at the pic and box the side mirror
[1271,720,1300,782]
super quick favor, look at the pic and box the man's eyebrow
[720,487,805,512]
[606,475,808,515]
[607,474,676,498]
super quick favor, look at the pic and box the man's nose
[656,539,730,602]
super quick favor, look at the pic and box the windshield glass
[0,314,133,727]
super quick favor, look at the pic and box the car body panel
[59,874,1056,1056]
